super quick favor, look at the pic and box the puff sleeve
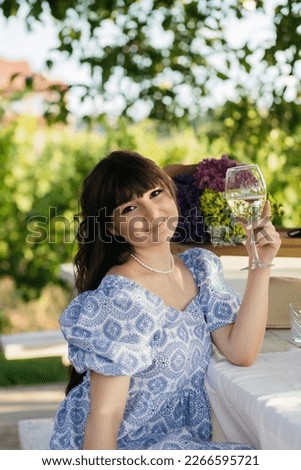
[60,276,163,376]
[181,248,241,332]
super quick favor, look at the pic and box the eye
[121,205,136,215]
[150,188,163,199]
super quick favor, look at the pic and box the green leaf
[216,72,229,80]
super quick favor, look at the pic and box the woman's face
[110,186,179,248]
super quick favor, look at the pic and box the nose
[144,203,159,219]
[142,202,163,228]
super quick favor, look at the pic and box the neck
[131,245,173,272]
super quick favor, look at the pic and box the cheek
[111,216,126,237]
[114,216,146,239]
[114,220,128,237]
[173,200,179,214]
[170,202,179,229]
[168,199,179,217]
[129,217,145,230]
[168,215,179,234]
[162,199,179,233]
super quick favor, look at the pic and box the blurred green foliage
[0,116,105,300]
[200,189,246,244]
[0,112,300,301]
[1,0,300,132]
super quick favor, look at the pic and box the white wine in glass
[225,164,272,270]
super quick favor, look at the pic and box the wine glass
[225,164,272,270]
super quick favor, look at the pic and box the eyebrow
[115,187,163,210]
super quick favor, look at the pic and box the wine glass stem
[250,225,261,265]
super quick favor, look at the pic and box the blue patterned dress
[49,248,251,450]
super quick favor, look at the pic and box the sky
[0,0,290,118]
[0,5,92,116]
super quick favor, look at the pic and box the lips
[144,224,162,234]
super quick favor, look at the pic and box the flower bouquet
[171,155,280,246]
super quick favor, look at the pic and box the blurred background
[0,0,300,388]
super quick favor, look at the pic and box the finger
[253,222,275,241]
[255,225,280,246]
[255,229,272,245]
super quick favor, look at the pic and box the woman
[49,150,280,450]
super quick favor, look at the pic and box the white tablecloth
[205,349,301,449]
[221,256,301,296]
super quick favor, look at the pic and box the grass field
[0,352,68,387]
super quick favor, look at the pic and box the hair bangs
[108,168,171,212]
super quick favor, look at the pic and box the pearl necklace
[130,253,174,274]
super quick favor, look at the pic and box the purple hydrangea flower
[194,155,238,192]
[225,167,259,190]
[171,173,209,243]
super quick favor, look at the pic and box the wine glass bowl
[225,164,272,270]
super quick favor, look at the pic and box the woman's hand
[244,200,281,266]
[213,201,281,365]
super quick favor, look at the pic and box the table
[171,229,301,257]
[0,330,67,362]
[206,255,301,449]
[206,343,301,450]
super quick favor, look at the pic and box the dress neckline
[104,251,199,314]
[105,273,199,314]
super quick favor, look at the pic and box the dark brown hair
[66,150,177,394]
[74,149,177,293]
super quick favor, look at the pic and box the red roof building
[0,58,68,121]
